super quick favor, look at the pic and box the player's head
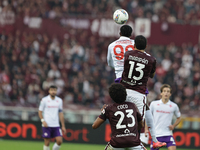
[109,83,127,104]
[120,25,132,37]
[49,85,57,98]
[160,84,172,100]
[134,35,147,50]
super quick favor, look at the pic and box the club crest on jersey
[101,109,105,114]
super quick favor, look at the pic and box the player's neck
[50,95,55,100]
[134,48,145,53]
[161,98,169,104]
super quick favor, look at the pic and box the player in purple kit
[92,83,146,150]
[121,35,166,149]
[38,85,66,150]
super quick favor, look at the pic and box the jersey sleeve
[107,45,114,68]
[59,99,63,112]
[39,99,45,111]
[149,102,154,114]
[174,104,181,118]
[151,58,156,74]
[99,106,108,121]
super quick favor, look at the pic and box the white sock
[43,145,50,150]
[145,110,158,143]
[53,143,61,150]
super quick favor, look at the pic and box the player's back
[106,102,142,148]
[107,36,135,78]
[121,50,156,94]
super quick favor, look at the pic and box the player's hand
[169,125,175,130]
[62,127,66,134]
[101,104,108,111]
[42,121,48,127]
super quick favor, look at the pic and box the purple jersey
[121,50,156,94]
[99,102,142,148]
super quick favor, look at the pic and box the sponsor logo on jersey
[47,106,59,108]
[156,110,171,114]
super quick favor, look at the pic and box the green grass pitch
[0,140,190,150]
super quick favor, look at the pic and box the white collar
[48,95,56,100]
[159,99,171,105]
[119,36,131,40]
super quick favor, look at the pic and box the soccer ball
[113,9,129,25]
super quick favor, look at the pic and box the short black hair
[49,85,57,89]
[109,83,127,104]
[135,35,147,50]
[120,25,132,37]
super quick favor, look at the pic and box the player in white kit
[38,85,66,150]
[107,28,166,149]
[107,25,135,81]
[148,84,181,150]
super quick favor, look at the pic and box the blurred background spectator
[1,0,200,24]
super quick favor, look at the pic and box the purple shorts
[115,77,149,95]
[150,136,176,150]
[42,127,62,138]
[114,77,122,83]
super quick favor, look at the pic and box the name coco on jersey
[117,104,128,110]
[128,55,148,64]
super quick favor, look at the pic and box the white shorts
[125,89,147,120]
[105,142,145,150]
[140,133,149,145]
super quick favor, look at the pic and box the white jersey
[39,95,63,127]
[107,36,135,78]
[150,99,181,137]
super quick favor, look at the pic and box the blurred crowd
[0,29,200,114]
[0,0,200,115]
[0,29,115,108]
[0,0,200,25]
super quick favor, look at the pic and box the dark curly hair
[120,25,132,37]
[109,83,127,104]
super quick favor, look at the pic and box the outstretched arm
[92,117,105,129]
[92,104,108,129]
